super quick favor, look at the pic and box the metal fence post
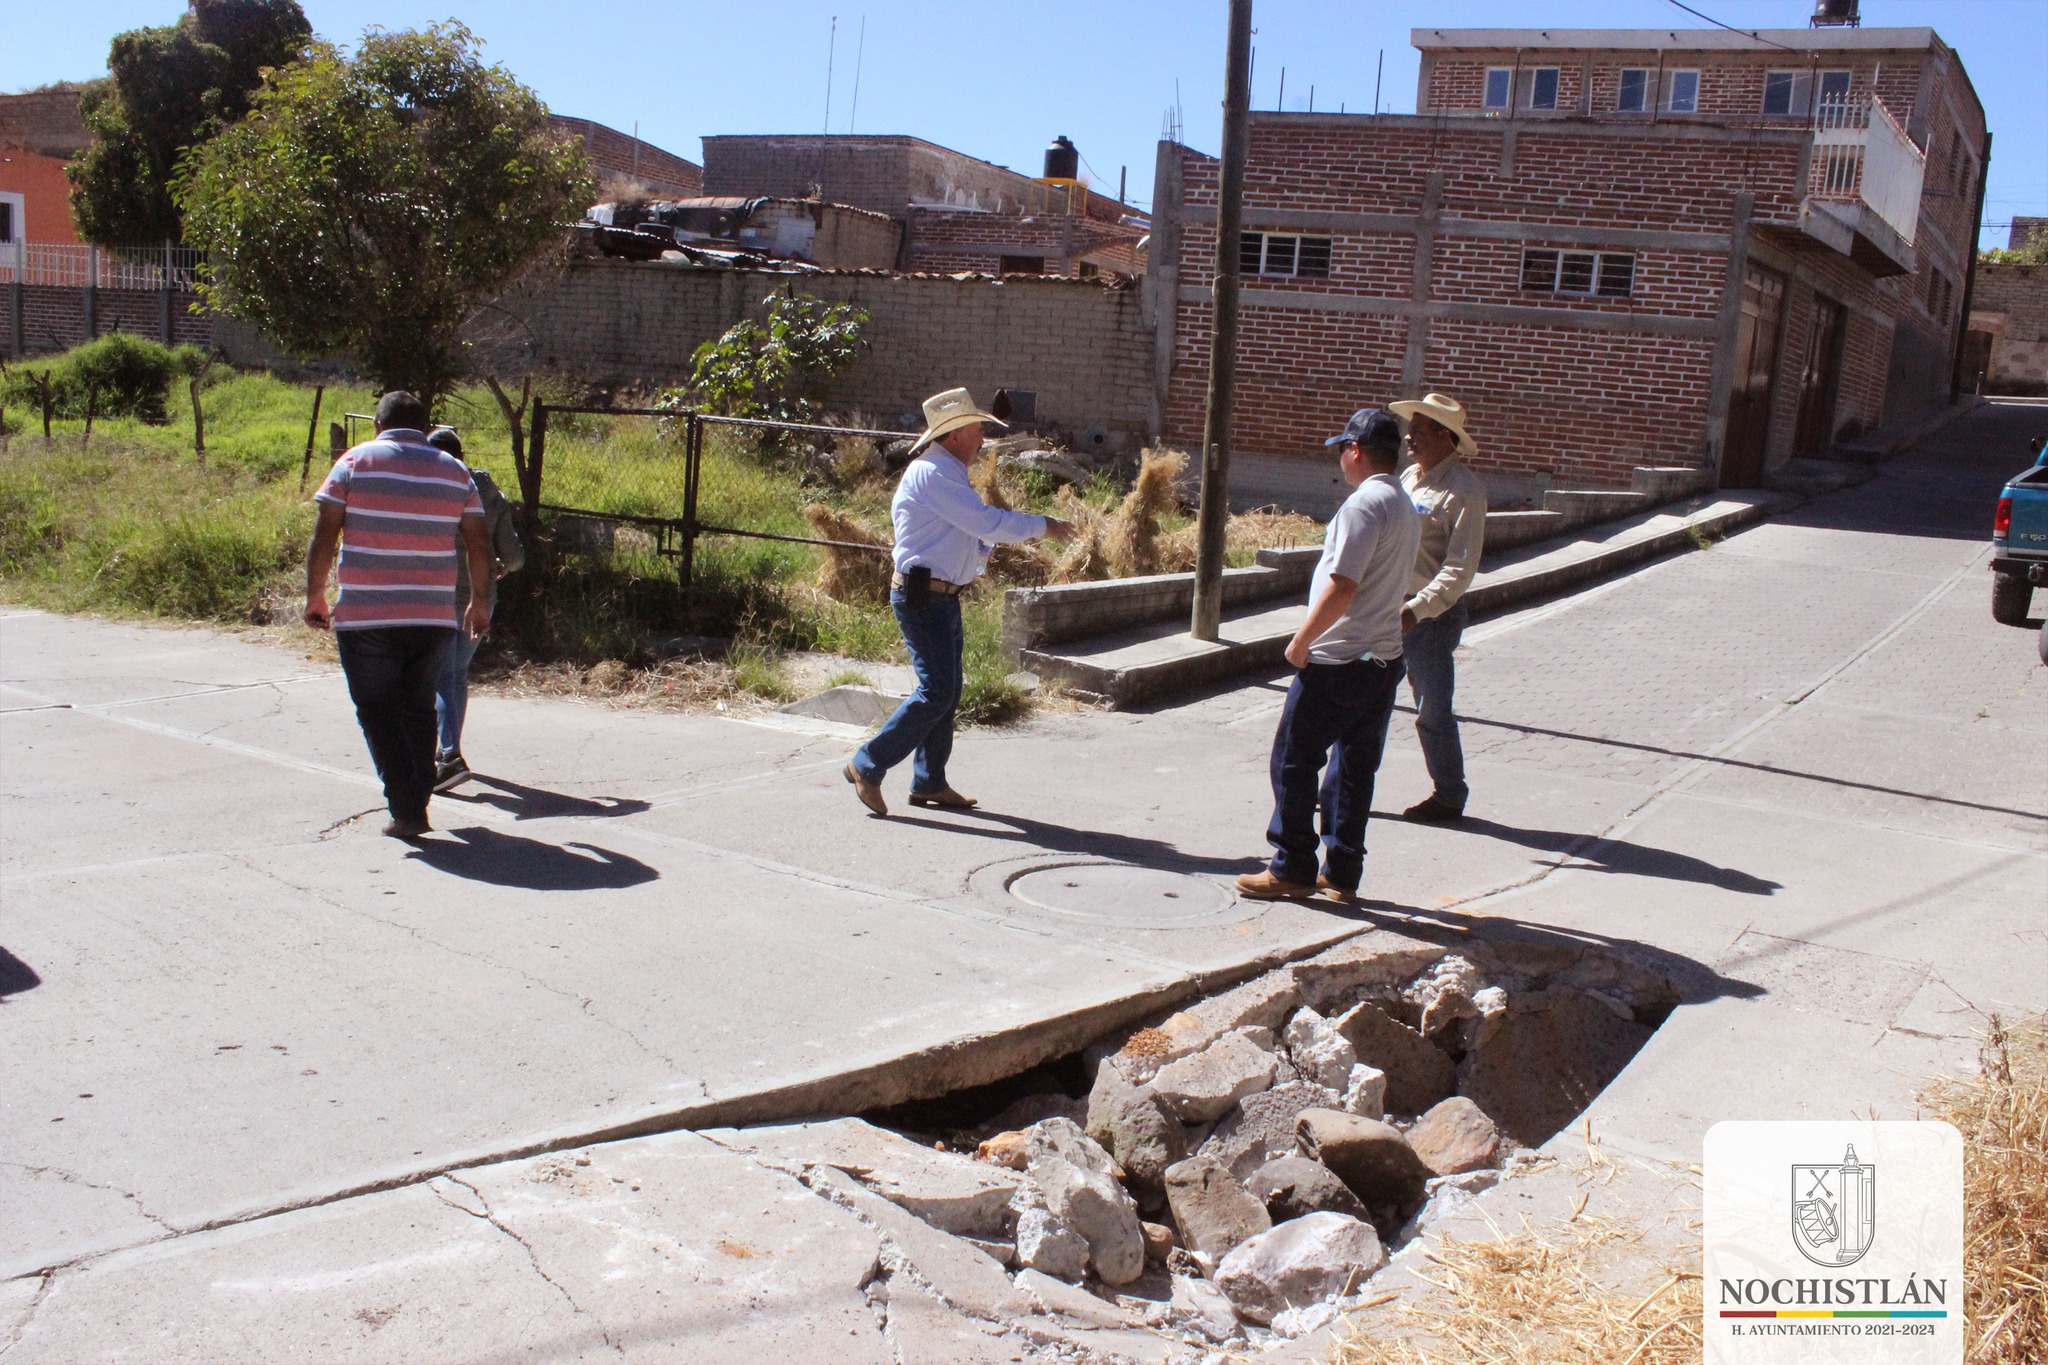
[160,240,174,344]
[679,412,701,606]
[82,246,98,341]
[525,401,547,522]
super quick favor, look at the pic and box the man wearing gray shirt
[1238,409,1420,904]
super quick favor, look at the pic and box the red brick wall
[1424,51,1927,124]
[551,117,702,198]
[907,208,1146,277]
[0,148,81,244]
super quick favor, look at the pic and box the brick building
[1965,263,2046,395]
[702,133,1146,277]
[0,88,91,250]
[548,116,702,198]
[1151,25,1986,492]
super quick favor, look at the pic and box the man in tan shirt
[1388,393,1488,822]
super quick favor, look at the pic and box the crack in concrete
[431,1175,624,1356]
[228,855,686,1070]
[0,1272,57,1358]
[0,1162,173,1234]
[316,808,381,840]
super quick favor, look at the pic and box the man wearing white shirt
[846,388,1071,817]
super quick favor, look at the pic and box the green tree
[174,23,593,405]
[681,291,869,424]
[68,0,312,246]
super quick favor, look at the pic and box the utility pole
[1190,0,1254,641]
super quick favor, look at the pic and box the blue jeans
[1402,600,1468,810]
[335,626,456,823]
[1265,654,1405,892]
[854,590,962,793]
[435,629,482,759]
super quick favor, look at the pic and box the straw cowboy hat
[1389,392,1478,457]
[909,387,1006,454]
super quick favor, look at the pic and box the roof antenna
[822,15,838,135]
[847,15,866,133]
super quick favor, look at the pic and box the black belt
[892,572,965,595]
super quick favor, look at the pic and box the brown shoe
[1402,795,1464,824]
[844,763,888,817]
[908,788,978,810]
[1235,870,1318,901]
[382,816,432,840]
[1316,875,1358,904]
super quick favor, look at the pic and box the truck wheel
[1992,571,2033,626]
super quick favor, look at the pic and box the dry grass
[803,504,894,603]
[1329,1217,1702,1365]
[1921,1012,2047,1365]
[487,655,771,713]
[1104,446,1188,576]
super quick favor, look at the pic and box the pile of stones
[711,933,1670,1357]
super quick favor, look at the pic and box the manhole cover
[1004,862,1236,927]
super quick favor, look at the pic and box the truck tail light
[1994,497,2011,537]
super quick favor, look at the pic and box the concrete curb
[1022,494,1786,708]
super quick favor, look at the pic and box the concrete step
[1021,494,1784,707]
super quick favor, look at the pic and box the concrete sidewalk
[3,401,2044,1360]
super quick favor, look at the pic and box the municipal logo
[1791,1144,1875,1266]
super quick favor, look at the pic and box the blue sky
[7,0,2043,247]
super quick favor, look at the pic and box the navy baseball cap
[1324,407,1402,451]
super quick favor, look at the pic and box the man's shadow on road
[1378,811,1782,895]
[442,775,650,822]
[404,826,659,891]
[888,808,1265,878]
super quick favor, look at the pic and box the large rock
[1024,1118,1146,1285]
[1014,1205,1089,1282]
[1406,1097,1502,1175]
[1214,1212,1387,1325]
[1151,1029,1277,1123]
[1149,970,1302,1069]
[1283,1006,1358,1091]
[1162,1154,1271,1270]
[1169,1273,1242,1343]
[1332,1002,1457,1115]
[1084,1062,1187,1211]
[721,1117,1021,1238]
[1459,989,1654,1147]
[1245,1156,1369,1223]
[1294,1109,1431,1213]
[1198,1080,1340,1180]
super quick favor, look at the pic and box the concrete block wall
[5,284,218,359]
[478,260,1156,438]
[906,208,1146,278]
[1002,547,1318,653]
[1971,263,2048,389]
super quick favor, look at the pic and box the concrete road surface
[2,400,2043,1359]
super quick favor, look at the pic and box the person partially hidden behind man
[305,391,492,839]
[1387,392,1487,824]
[1237,408,1419,904]
[845,388,1071,817]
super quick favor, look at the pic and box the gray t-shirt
[1306,472,1422,665]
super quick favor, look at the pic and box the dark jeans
[336,626,456,823]
[854,591,962,793]
[1402,599,1469,810]
[1265,654,1405,892]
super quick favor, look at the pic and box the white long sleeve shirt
[890,450,1046,585]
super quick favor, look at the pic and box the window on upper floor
[1484,68,1513,110]
[1522,248,1635,298]
[1526,67,1560,110]
[1763,69,1851,117]
[1617,68,1651,112]
[1241,231,1332,279]
[1665,69,1700,113]
[1926,267,1952,324]
[999,255,1046,277]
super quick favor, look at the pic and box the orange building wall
[0,148,81,244]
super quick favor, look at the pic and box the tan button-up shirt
[1402,454,1488,621]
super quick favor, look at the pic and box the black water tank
[1044,136,1078,180]
[1811,0,1860,25]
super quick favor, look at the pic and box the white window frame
[1240,231,1332,279]
[0,191,22,274]
[1664,68,1701,114]
[1524,67,1561,110]
[1617,67,1651,112]
[1483,67,1513,110]
[1521,247,1636,299]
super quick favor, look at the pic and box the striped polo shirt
[315,430,484,630]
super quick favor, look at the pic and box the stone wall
[477,259,1157,439]
[1970,262,2048,391]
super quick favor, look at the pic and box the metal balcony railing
[1806,94,1925,245]
[0,243,208,289]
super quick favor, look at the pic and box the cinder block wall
[478,260,1157,438]
[1973,262,2048,387]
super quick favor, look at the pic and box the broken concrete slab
[1340,1063,1388,1120]
[1161,1154,1271,1271]
[1287,937,1449,1015]
[1282,1005,1358,1092]
[712,1117,1021,1239]
[1083,1065,1186,1212]
[1147,969,1302,1069]
[1198,1080,1340,1180]
[1150,1030,1277,1123]
[802,1166,1033,1323]
[1169,1271,1242,1343]
[1460,991,1655,1148]
[778,684,906,729]
[1014,1205,1089,1282]
[1023,1119,1145,1286]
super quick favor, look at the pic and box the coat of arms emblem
[1791,1144,1876,1266]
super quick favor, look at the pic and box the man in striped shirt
[305,391,491,839]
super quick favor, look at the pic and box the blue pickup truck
[1993,434,2048,629]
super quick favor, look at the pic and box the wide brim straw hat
[909,387,1006,454]
[1388,392,1478,457]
